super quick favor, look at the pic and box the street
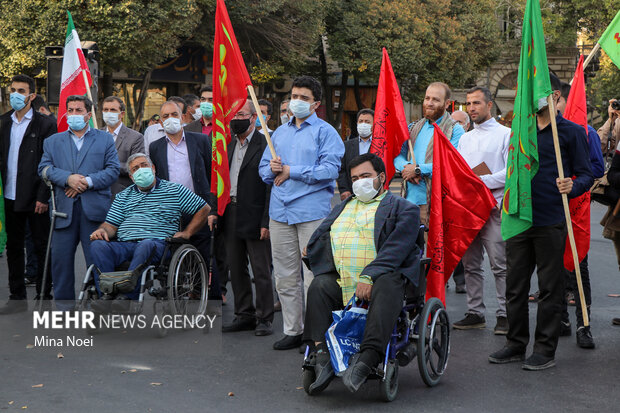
[0,200,619,413]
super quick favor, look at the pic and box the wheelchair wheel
[167,244,208,317]
[379,359,399,402]
[417,297,450,387]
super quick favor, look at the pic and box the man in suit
[182,94,202,132]
[221,100,273,336]
[302,153,420,394]
[0,74,57,313]
[337,109,374,201]
[101,96,145,195]
[149,101,221,300]
[38,95,120,311]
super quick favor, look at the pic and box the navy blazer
[306,191,421,286]
[38,128,120,229]
[149,131,216,210]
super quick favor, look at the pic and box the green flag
[0,173,6,252]
[501,0,552,240]
[598,10,620,69]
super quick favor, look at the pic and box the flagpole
[247,86,276,158]
[546,94,589,327]
[81,69,98,129]
[570,44,601,86]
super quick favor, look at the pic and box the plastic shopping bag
[325,296,368,375]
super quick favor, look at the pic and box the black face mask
[230,119,250,135]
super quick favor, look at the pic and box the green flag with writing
[599,10,620,69]
[501,0,552,240]
[0,173,6,252]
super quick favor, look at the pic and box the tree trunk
[353,74,364,111]
[132,70,152,130]
[318,37,334,125]
[334,71,349,132]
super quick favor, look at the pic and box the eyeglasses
[233,112,252,119]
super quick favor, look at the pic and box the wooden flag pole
[547,94,589,327]
[247,86,276,158]
[81,69,98,129]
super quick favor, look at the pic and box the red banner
[212,0,253,215]
[426,125,497,305]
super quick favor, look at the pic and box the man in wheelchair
[88,153,210,312]
[302,153,421,394]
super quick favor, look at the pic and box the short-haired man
[452,110,471,132]
[394,82,465,224]
[88,153,210,312]
[259,75,345,350]
[598,99,620,166]
[0,74,57,313]
[182,93,202,127]
[454,86,510,334]
[38,95,120,311]
[279,100,291,125]
[302,153,420,394]
[489,73,593,370]
[198,86,214,136]
[31,94,56,122]
[256,99,273,136]
[337,108,374,200]
[101,96,145,195]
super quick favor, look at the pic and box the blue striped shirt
[105,179,206,241]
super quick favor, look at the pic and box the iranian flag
[57,11,93,133]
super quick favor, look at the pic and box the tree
[589,52,620,127]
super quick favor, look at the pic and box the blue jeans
[90,239,167,299]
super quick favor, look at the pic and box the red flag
[426,125,497,305]
[212,0,253,215]
[370,48,409,188]
[563,55,590,271]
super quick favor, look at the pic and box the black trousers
[4,199,51,299]
[224,203,274,322]
[303,271,405,356]
[506,223,566,357]
[561,254,591,328]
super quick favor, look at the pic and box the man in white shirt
[454,86,510,334]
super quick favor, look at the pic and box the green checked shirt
[330,192,386,304]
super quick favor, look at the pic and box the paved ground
[1,200,619,413]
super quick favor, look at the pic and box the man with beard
[394,82,465,224]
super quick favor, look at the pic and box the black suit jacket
[306,192,421,286]
[226,129,271,239]
[336,138,361,194]
[149,131,215,210]
[0,109,57,211]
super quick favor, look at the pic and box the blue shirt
[587,125,604,179]
[394,115,464,205]
[359,136,372,155]
[259,113,344,224]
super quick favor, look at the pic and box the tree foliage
[589,52,620,127]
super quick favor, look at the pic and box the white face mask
[192,108,202,121]
[280,114,290,124]
[102,112,120,127]
[163,117,182,134]
[352,176,380,203]
[357,123,372,138]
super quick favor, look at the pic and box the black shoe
[522,353,555,371]
[24,276,37,285]
[299,344,308,354]
[0,300,28,314]
[612,317,620,326]
[33,295,54,311]
[111,296,131,313]
[273,334,303,350]
[455,284,466,294]
[488,346,525,364]
[342,353,373,393]
[255,321,273,336]
[560,320,571,336]
[222,317,256,333]
[576,326,595,349]
[494,316,509,335]
[453,313,486,330]
[308,352,335,395]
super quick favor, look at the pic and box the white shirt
[258,127,273,136]
[144,123,165,155]
[107,122,123,142]
[457,117,510,203]
[166,133,194,192]
[6,108,33,200]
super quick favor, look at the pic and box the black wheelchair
[76,238,209,337]
[302,225,451,401]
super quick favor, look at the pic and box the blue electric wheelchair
[302,225,451,401]
[76,238,209,337]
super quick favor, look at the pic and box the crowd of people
[0,71,619,382]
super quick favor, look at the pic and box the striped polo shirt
[105,179,206,241]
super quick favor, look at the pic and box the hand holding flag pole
[246,85,276,158]
[546,94,589,327]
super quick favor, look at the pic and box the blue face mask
[10,92,28,111]
[67,114,88,131]
[255,116,262,127]
[132,167,155,188]
[288,99,313,119]
[200,102,213,118]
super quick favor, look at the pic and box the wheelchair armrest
[166,237,189,244]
